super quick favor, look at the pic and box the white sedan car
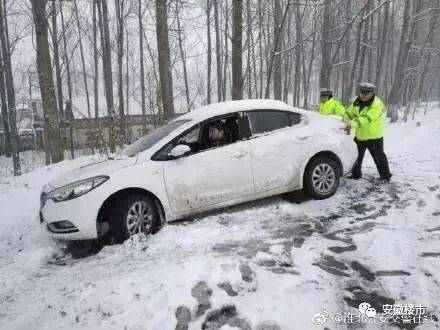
[40,100,356,242]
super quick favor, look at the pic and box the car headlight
[46,175,109,202]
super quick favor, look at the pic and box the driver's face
[209,127,224,142]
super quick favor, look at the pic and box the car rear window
[247,111,292,135]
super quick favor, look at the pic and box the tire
[109,193,160,243]
[303,156,341,200]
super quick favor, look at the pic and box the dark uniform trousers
[352,137,392,179]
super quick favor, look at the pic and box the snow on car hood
[47,155,137,189]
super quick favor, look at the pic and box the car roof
[174,99,292,123]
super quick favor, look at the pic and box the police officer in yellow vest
[346,83,392,182]
[319,88,346,117]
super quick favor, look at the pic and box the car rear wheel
[303,156,340,200]
[109,194,160,243]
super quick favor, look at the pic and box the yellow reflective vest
[319,98,346,117]
[346,96,386,141]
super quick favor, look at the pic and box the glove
[349,119,359,129]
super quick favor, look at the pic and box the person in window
[178,121,226,153]
[207,122,227,148]
[178,118,238,153]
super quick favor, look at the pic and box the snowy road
[1,109,439,330]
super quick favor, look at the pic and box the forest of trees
[0,0,439,175]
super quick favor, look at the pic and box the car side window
[199,115,240,151]
[152,114,243,160]
[179,126,201,145]
[247,110,291,135]
[153,125,201,160]
[289,112,302,125]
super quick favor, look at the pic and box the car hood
[47,156,137,190]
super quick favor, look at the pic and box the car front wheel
[109,194,160,243]
[303,156,340,200]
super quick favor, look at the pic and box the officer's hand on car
[349,119,359,129]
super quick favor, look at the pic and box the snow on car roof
[175,99,292,123]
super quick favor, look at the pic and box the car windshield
[123,119,191,157]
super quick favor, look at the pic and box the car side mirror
[169,144,191,158]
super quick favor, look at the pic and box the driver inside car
[207,123,226,147]
[177,118,239,154]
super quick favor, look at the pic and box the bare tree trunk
[250,13,258,99]
[59,4,74,159]
[282,15,290,103]
[273,0,282,100]
[293,3,302,106]
[73,0,91,120]
[92,0,101,152]
[214,0,222,101]
[231,0,243,100]
[404,0,423,108]
[0,0,20,174]
[304,5,317,109]
[222,0,229,100]
[342,0,352,104]
[31,0,63,164]
[144,30,162,118]
[155,0,175,118]
[93,0,99,120]
[51,1,64,122]
[0,47,10,156]
[416,1,438,102]
[385,0,395,101]
[97,0,116,152]
[258,0,263,98]
[206,0,212,104]
[126,28,129,117]
[246,0,251,98]
[115,0,125,144]
[264,4,289,99]
[282,26,290,103]
[138,0,146,131]
[358,0,371,83]
[319,0,332,89]
[367,6,374,82]
[375,0,389,89]
[348,16,364,101]
[73,0,94,154]
[176,0,190,110]
[388,0,411,116]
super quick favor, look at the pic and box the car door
[160,113,255,215]
[246,110,312,193]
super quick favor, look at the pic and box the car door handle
[296,135,310,140]
[231,150,248,158]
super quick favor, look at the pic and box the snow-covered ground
[0,107,439,330]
